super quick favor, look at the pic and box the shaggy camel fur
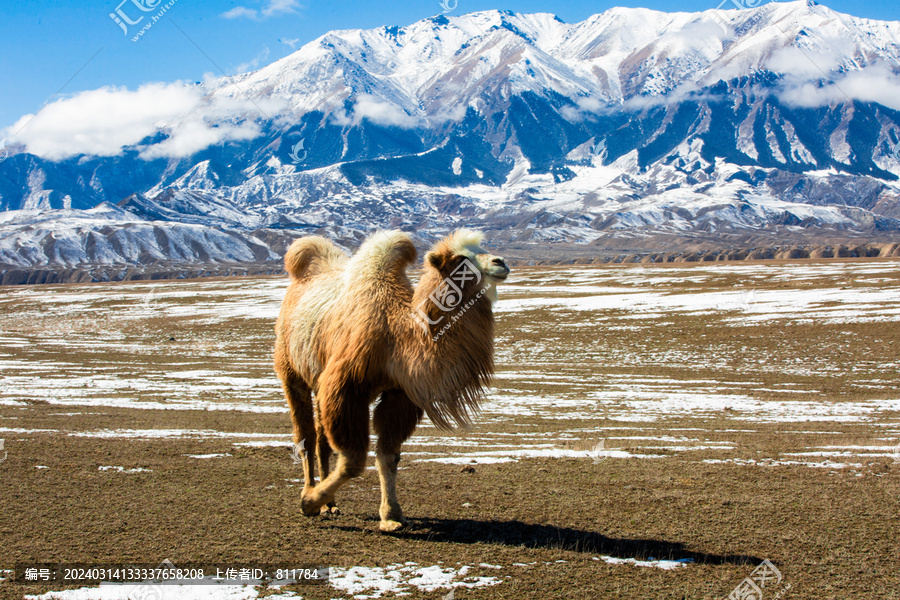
[273,229,509,531]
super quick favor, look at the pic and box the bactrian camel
[273,229,509,531]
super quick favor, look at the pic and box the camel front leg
[376,453,403,530]
[373,390,423,532]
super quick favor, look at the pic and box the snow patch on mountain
[1,1,900,274]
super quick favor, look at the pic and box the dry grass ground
[1,259,899,599]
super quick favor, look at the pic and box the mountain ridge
[1,1,900,276]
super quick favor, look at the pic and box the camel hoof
[320,504,340,517]
[379,519,408,533]
[301,496,323,517]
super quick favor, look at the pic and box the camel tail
[284,236,348,281]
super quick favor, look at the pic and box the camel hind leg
[301,377,370,517]
[314,415,339,515]
[373,390,423,532]
[280,374,317,499]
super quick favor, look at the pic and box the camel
[273,229,510,531]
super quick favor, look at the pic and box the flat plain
[1,259,899,599]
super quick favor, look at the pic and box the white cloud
[778,62,900,111]
[221,7,258,19]
[138,121,260,160]
[279,37,302,49]
[764,45,900,110]
[261,0,302,17]
[560,97,605,122]
[234,46,271,74]
[5,84,201,160]
[432,104,468,125]
[333,95,419,129]
[676,19,728,43]
[221,0,302,20]
[766,47,842,81]
[3,82,280,161]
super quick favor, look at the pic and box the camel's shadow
[336,517,761,566]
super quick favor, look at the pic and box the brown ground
[1,260,899,599]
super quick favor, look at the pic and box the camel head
[410,229,508,426]
[424,229,510,292]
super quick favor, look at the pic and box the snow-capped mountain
[2,0,900,275]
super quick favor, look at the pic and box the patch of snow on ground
[23,583,283,600]
[416,448,641,464]
[592,556,694,570]
[328,562,503,598]
[71,429,289,441]
[232,440,293,448]
[587,392,900,423]
[185,453,232,459]
[32,395,287,414]
[702,458,859,469]
[98,466,152,473]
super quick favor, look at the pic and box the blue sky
[0,0,897,130]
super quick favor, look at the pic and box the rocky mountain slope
[1,0,900,277]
